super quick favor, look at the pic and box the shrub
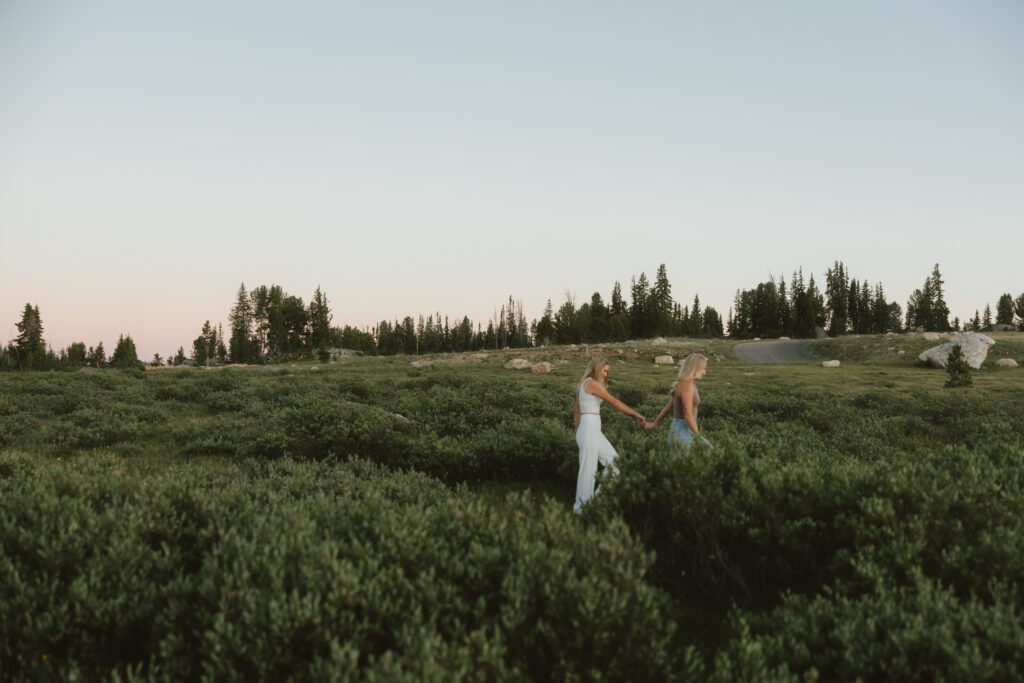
[0,452,681,681]
[945,343,972,387]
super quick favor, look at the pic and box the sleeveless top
[673,384,700,419]
[579,378,603,414]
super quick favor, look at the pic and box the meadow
[2,333,1024,681]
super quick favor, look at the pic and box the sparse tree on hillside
[1015,294,1024,330]
[983,304,992,330]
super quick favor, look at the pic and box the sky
[1,0,1022,360]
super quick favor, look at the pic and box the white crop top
[578,378,603,414]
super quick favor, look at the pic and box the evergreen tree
[971,310,981,332]
[308,286,332,352]
[930,263,951,331]
[88,342,107,368]
[14,303,45,370]
[629,273,651,338]
[1016,294,1024,330]
[944,344,972,388]
[650,264,673,335]
[689,294,702,337]
[702,306,724,337]
[982,304,992,329]
[229,283,254,363]
[174,346,185,366]
[110,334,140,369]
[825,262,848,336]
[535,300,555,346]
[996,294,1015,326]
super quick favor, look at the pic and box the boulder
[654,355,674,365]
[923,332,941,341]
[504,358,532,370]
[531,362,553,373]
[918,332,995,369]
[651,337,669,346]
[822,360,840,368]
[996,358,1018,368]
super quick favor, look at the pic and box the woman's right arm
[651,394,674,428]
[573,395,580,431]
[589,382,645,424]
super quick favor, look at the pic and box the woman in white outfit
[572,357,649,513]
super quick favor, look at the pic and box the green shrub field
[2,334,1023,680]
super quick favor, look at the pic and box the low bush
[0,452,680,681]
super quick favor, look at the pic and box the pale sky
[1,1,1022,360]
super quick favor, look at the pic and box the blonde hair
[671,353,707,391]
[579,357,609,389]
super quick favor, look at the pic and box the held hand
[634,414,645,427]
[643,420,655,430]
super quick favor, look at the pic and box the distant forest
[3,263,1023,370]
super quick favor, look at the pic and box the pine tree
[630,273,651,338]
[110,334,139,369]
[650,264,673,335]
[229,283,254,363]
[1016,294,1024,331]
[982,304,992,329]
[930,264,951,331]
[996,294,1015,326]
[535,300,555,346]
[14,303,45,370]
[944,344,972,388]
[308,286,332,352]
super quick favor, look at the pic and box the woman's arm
[679,382,699,433]
[573,395,581,431]
[651,394,674,428]
[588,381,645,424]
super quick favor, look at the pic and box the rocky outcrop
[504,358,532,370]
[918,332,995,369]
[923,332,941,341]
[651,337,669,346]
[822,360,840,368]
[531,362,552,373]
[995,358,1018,368]
[654,355,674,365]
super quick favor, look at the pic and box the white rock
[504,358,531,370]
[898,350,906,355]
[822,360,841,368]
[531,362,553,373]
[996,358,1018,368]
[923,332,941,341]
[654,355,674,365]
[918,332,995,369]
[753,337,761,341]
[779,336,790,340]
[651,337,669,346]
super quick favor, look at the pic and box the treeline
[727,262,1024,340]
[188,265,724,363]
[728,263,904,340]
[4,263,1024,370]
[0,303,144,371]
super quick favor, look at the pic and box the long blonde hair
[671,353,707,392]
[579,357,609,389]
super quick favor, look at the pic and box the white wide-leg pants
[574,414,618,513]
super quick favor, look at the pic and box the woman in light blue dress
[650,354,712,448]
